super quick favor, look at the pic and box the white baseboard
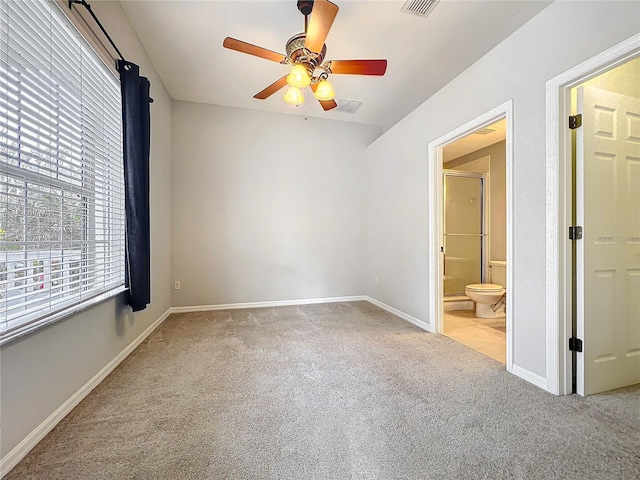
[0,308,172,477]
[365,296,434,333]
[172,296,433,334]
[509,363,549,391]
[171,295,367,313]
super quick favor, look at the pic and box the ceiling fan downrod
[297,1,313,32]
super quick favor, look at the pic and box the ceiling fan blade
[328,60,387,76]
[254,75,289,100]
[317,98,338,111]
[223,37,285,63]
[310,83,338,111]
[305,0,339,54]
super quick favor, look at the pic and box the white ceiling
[443,118,506,162]
[120,0,551,131]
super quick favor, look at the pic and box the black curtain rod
[68,0,126,62]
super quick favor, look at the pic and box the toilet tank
[489,261,507,287]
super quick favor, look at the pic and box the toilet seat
[465,283,504,293]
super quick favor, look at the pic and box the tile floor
[443,310,506,364]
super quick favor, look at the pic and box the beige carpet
[6,301,640,479]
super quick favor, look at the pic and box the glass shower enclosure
[443,171,486,295]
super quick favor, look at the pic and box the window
[0,0,125,342]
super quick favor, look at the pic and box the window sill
[0,285,128,346]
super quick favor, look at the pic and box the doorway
[571,58,640,395]
[428,101,514,369]
[546,34,640,396]
[441,134,506,363]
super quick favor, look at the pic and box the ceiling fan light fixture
[287,64,311,88]
[224,0,387,111]
[283,86,305,105]
[313,79,335,101]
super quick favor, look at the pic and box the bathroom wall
[446,155,490,174]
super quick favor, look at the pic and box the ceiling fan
[223,0,387,111]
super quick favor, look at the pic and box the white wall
[364,1,640,382]
[171,102,380,307]
[0,1,172,459]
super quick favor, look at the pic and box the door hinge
[569,337,583,353]
[569,226,583,240]
[569,114,582,129]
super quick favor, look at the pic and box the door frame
[427,100,514,371]
[545,33,640,395]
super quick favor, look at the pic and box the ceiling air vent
[401,0,440,18]
[474,127,497,135]
[335,99,363,114]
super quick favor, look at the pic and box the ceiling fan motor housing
[286,33,326,75]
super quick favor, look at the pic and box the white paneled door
[576,85,640,396]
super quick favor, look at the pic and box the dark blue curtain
[118,60,151,312]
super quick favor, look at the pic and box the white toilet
[465,261,506,318]
[465,283,505,318]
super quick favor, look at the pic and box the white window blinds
[0,0,125,341]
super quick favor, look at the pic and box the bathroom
[441,119,507,363]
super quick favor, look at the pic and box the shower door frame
[442,169,488,296]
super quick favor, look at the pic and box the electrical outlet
[375,276,378,284]
[174,281,181,290]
